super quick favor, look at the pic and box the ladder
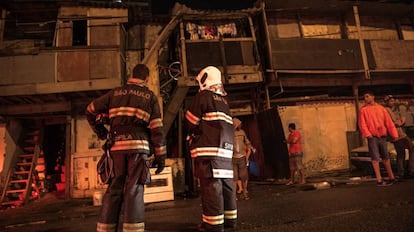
[0,125,44,208]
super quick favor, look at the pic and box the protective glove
[152,155,166,174]
[95,124,108,140]
[96,113,109,125]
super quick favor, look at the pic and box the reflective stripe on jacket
[86,84,166,156]
[185,90,234,177]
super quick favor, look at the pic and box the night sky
[152,0,258,14]
[176,0,257,9]
[151,0,414,15]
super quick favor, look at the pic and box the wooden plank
[370,40,414,69]
[227,72,262,84]
[57,51,89,81]
[90,25,120,46]
[56,21,73,47]
[178,65,262,87]
[0,102,71,115]
[0,78,121,96]
[353,6,370,80]
[90,50,120,79]
[37,78,121,93]
[89,8,128,24]
[231,105,253,116]
[347,15,399,40]
[301,16,342,39]
[59,6,88,17]
[240,41,255,65]
[272,17,301,39]
[163,87,189,134]
[271,39,363,70]
[0,10,5,46]
[226,65,260,73]
[0,53,55,85]
[269,75,413,88]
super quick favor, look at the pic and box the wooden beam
[353,5,371,80]
[0,79,121,96]
[270,94,330,103]
[0,10,5,47]
[0,102,71,115]
[64,116,71,200]
[273,77,355,87]
[261,1,277,82]
[142,12,180,65]
[269,76,414,88]
[163,87,189,134]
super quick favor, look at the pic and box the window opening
[72,20,87,46]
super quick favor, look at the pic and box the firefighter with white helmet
[185,66,237,232]
[196,66,226,95]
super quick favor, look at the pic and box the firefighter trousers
[199,177,237,232]
[97,153,149,232]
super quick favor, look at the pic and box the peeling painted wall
[278,103,357,176]
[71,117,105,198]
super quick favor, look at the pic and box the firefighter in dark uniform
[185,66,237,232]
[86,64,166,232]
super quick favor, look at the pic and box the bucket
[248,160,260,177]
[93,191,103,206]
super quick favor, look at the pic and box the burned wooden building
[0,0,413,208]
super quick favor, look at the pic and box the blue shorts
[367,136,389,161]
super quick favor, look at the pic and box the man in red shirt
[286,123,306,185]
[358,91,398,186]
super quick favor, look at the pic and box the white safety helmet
[196,66,223,91]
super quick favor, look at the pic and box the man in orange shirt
[358,91,398,186]
[286,123,305,185]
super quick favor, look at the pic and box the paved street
[1,175,414,232]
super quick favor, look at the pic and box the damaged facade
[0,0,414,208]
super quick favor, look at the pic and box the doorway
[42,123,66,198]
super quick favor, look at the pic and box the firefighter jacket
[185,90,234,178]
[86,83,166,157]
